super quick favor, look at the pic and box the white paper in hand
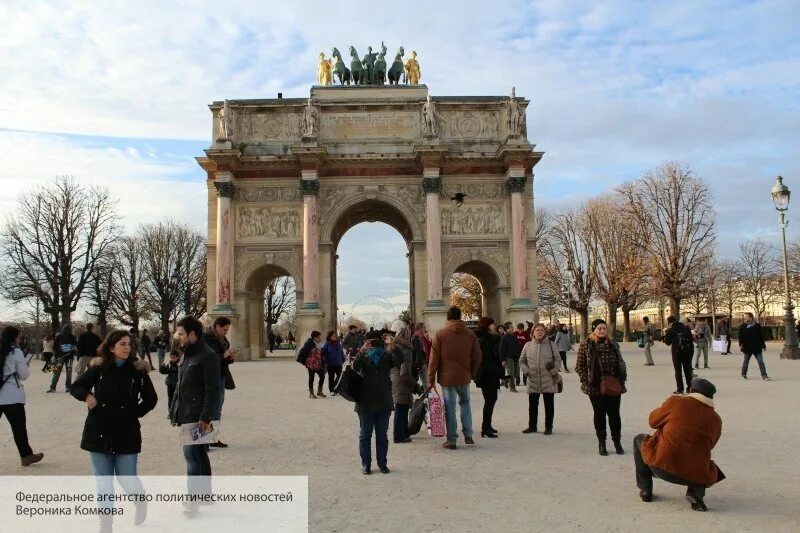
[179,421,220,446]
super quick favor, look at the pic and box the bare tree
[533,206,553,256]
[173,225,207,319]
[551,208,595,340]
[87,251,116,337]
[618,162,716,317]
[264,276,296,332]
[714,260,742,324]
[739,239,781,322]
[583,196,647,336]
[449,273,483,318]
[140,221,181,336]
[110,236,149,332]
[0,176,119,331]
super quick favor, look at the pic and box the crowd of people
[2,306,784,519]
[292,308,743,512]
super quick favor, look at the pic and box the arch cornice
[236,251,304,292]
[442,247,510,289]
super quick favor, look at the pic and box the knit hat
[591,318,606,331]
[690,378,716,399]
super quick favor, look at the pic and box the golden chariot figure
[317,52,333,85]
[404,50,421,85]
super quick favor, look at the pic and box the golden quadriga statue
[404,50,421,85]
[317,53,333,85]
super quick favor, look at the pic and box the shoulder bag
[334,362,362,402]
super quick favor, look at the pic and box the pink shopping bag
[426,388,446,438]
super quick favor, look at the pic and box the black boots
[598,438,608,456]
[612,436,625,455]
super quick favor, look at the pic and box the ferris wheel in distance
[348,294,398,327]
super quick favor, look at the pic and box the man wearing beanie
[633,378,725,512]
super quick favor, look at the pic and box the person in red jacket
[512,323,531,386]
[634,378,724,512]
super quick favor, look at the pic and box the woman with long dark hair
[70,330,157,527]
[474,317,503,438]
[41,334,54,372]
[0,325,44,466]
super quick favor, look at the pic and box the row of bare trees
[539,161,717,340]
[0,176,207,338]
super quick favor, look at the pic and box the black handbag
[334,365,362,402]
[408,394,427,435]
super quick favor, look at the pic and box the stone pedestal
[296,308,325,352]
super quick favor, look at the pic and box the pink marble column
[213,177,235,310]
[423,170,444,306]
[507,171,531,303]
[301,172,320,309]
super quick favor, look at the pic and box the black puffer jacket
[70,357,157,454]
[353,347,404,414]
[170,340,221,425]
[474,330,503,390]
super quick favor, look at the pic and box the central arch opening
[329,200,415,332]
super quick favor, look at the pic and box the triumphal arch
[197,81,543,360]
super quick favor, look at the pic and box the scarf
[367,347,385,366]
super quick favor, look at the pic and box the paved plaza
[2,342,799,532]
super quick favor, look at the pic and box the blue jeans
[157,348,166,367]
[742,351,768,378]
[183,442,212,496]
[89,452,144,510]
[442,384,473,443]
[213,378,225,421]
[357,410,390,468]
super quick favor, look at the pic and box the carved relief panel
[238,111,302,143]
[236,186,301,203]
[237,207,301,240]
[441,205,506,236]
[439,110,502,141]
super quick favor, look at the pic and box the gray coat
[519,339,562,394]
[390,346,414,406]
[554,331,572,352]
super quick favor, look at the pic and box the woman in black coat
[70,329,157,526]
[474,317,503,438]
[353,333,404,475]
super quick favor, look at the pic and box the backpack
[676,327,694,355]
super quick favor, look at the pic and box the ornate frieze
[441,205,506,236]
[236,186,301,203]
[443,183,507,199]
[440,110,501,141]
[237,207,301,239]
[214,181,235,198]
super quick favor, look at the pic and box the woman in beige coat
[519,323,562,435]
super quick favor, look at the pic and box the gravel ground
[2,342,799,532]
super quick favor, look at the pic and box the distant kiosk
[197,84,543,360]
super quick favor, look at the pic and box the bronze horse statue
[332,47,351,85]
[388,46,405,85]
[349,46,366,85]
[374,45,387,85]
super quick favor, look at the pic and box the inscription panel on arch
[320,111,419,141]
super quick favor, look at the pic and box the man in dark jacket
[499,321,521,392]
[342,325,359,361]
[171,315,221,507]
[739,312,770,380]
[663,316,695,395]
[155,330,168,367]
[48,325,78,393]
[75,323,102,377]
[203,316,236,448]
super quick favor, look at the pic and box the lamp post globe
[772,176,800,359]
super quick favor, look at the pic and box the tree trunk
[622,310,631,342]
[98,314,109,338]
[607,305,618,339]
[60,308,71,329]
[669,297,681,319]
[578,310,590,341]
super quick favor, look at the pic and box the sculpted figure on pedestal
[506,86,523,136]
[317,53,333,85]
[422,95,438,137]
[218,100,233,140]
[302,98,319,137]
[404,50,421,84]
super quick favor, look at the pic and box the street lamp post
[771,176,800,359]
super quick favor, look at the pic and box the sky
[1,0,799,323]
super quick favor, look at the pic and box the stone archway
[445,259,506,321]
[198,84,543,358]
[320,198,419,332]
[240,262,300,359]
